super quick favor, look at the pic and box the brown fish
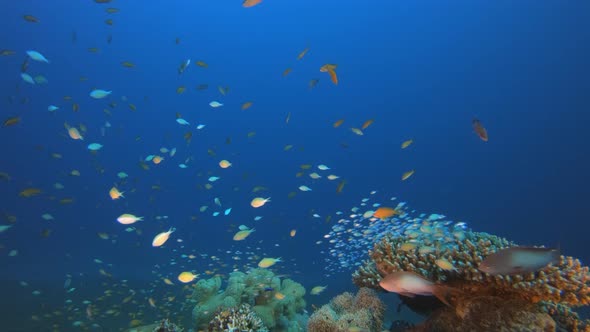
[309,79,319,89]
[478,247,560,275]
[0,50,16,56]
[3,117,20,127]
[23,15,39,23]
[320,64,338,85]
[472,118,488,142]
[297,47,309,60]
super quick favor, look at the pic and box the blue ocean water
[1,0,589,331]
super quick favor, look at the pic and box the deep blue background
[0,0,589,329]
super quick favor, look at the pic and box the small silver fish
[478,246,560,275]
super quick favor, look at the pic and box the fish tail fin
[432,285,462,307]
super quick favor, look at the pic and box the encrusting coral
[307,287,385,332]
[352,227,590,330]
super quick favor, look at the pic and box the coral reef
[352,226,590,330]
[191,268,307,331]
[410,296,556,332]
[307,287,385,332]
[153,319,183,332]
[354,231,590,306]
[541,302,590,332]
[208,304,268,332]
[125,319,183,332]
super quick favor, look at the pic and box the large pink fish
[379,271,458,306]
[478,247,560,275]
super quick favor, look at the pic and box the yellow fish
[233,228,255,241]
[258,257,281,268]
[401,170,415,181]
[401,139,413,149]
[19,188,42,197]
[152,228,175,247]
[310,286,327,295]
[250,197,270,208]
[178,271,197,283]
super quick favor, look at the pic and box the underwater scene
[1,0,590,331]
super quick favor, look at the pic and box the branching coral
[208,304,268,332]
[307,287,385,332]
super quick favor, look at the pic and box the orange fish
[361,119,374,130]
[67,127,84,140]
[152,156,163,164]
[109,187,124,200]
[282,68,292,77]
[243,0,262,7]
[373,207,397,219]
[320,64,338,85]
[472,118,488,142]
[333,119,344,128]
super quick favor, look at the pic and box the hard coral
[308,288,385,332]
[329,292,354,314]
[541,302,590,332]
[153,319,183,332]
[353,231,590,307]
[354,287,385,328]
[208,304,268,332]
[411,296,556,332]
[353,226,590,330]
